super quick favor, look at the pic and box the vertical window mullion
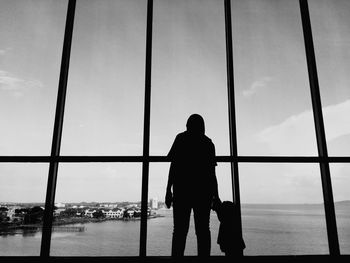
[224,0,243,243]
[299,0,340,255]
[140,0,153,257]
[40,0,76,257]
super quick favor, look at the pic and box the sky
[0,0,350,205]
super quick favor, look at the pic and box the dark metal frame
[40,0,77,257]
[140,0,153,257]
[224,0,243,248]
[1,156,350,163]
[0,0,345,258]
[299,0,340,255]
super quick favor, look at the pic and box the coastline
[0,214,164,235]
[53,214,164,226]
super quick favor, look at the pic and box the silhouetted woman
[165,114,220,257]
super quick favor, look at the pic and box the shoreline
[0,214,164,234]
[53,214,164,226]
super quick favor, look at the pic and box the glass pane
[61,0,146,155]
[239,163,328,255]
[147,163,232,256]
[330,164,350,254]
[309,0,350,156]
[50,163,141,256]
[147,164,172,256]
[0,0,67,155]
[0,164,48,256]
[232,0,318,156]
[150,0,230,156]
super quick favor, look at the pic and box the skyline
[2,200,350,205]
[1,0,350,204]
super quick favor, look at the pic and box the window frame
[0,0,343,258]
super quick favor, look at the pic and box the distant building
[84,209,96,218]
[6,207,20,220]
[102,209,123,219]
[55,203,65,208]
[54,208,66,216]
[0,210,8,221]
[150,198,158,210]
[125,210,135,218]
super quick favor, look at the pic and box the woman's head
[186,114,205,135]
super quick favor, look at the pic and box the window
[239,163,328,255]
[61,0,146,156]
[51,163,141,256]
[329,164,350,254]
[232,0,318,156]
[0,164,48,256]
[0,0,348,258]
[0,0,67,155]
[151,0,230,156]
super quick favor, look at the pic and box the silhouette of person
[165,114,220,257]
[215,200,245,257]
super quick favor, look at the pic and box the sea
[1,203,349,256]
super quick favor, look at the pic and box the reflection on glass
[0,164,48,256]
[0,0,67,155]
[151,0,230,156]
[232,0,317,156]
[239,163,328,255]
[147,163,232,256]
[329,164,350,254]
[309,0,350,156]
[50,163,141,256]
[61,0,146,155]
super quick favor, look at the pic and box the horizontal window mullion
[0,156,51,162]
[2,156,350,163]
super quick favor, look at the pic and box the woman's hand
[165,191,173,209]
[211,195,221,212]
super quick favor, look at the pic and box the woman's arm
[166,162,174,193]
[165,162,174,208]
[165,135,179,208]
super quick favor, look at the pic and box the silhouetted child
[215,200,245,257]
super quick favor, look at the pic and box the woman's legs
[172,201,191,256]
[193,201,211,256]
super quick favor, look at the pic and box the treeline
[0,206,44,224]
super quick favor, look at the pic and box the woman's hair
[186,114,205,135]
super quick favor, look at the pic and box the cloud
[256,100,350,155]
[243,76,272,97]
[242,100,350,203]
[0,70,43,97]
[0,47,12,56]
